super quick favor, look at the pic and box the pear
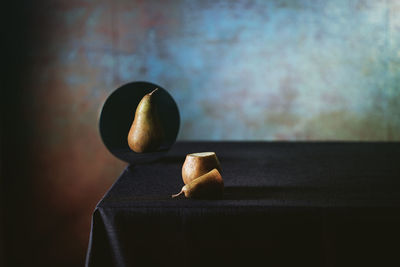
[127,88,164,153]
[182,152,221,184]
[172,169,224,199]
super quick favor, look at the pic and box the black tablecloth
[86,142,400,267]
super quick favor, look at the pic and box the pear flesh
[127,88,164,153]
[172,169,224,199]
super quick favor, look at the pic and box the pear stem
[149,88,159,96]
[172,190,184,198]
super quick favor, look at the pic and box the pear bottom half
[182,152,221,184]
[172,169,224,199]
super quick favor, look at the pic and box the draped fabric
[86,142,400,267]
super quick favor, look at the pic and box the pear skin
[182,152,221,184]
[127,88,164,153]
[172,169,224,199]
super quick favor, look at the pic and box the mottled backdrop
[30,0,400,142]
[3,0,400,266]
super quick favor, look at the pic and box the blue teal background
[116,0,400,141]
[30,0,400,142]
[3,1,400,266]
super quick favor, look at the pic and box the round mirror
[99,81,180,164]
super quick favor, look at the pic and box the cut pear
[172,169,224,199]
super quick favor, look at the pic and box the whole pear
[127,88,164,153]
[172,169,224,199]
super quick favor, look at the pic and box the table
[86,142,400,267]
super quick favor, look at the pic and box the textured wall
[7,0,400,266]
[30,0,400,142]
